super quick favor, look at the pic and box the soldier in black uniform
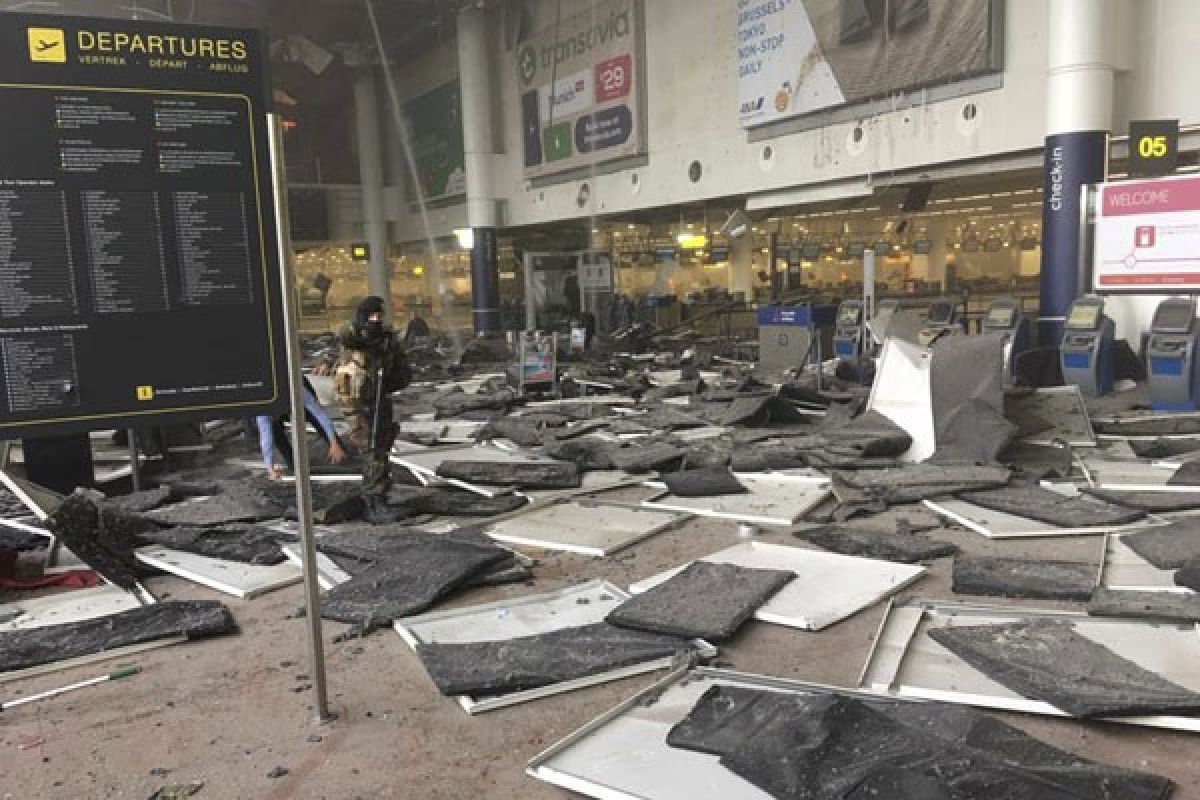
[335,296,411,523]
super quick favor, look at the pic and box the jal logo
[549,78,586,109]
[28,27,66,63]
[740,97,764,115]
[518,44,537,85]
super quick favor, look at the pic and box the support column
[1039,0,1115,341]
[729,235,755,301]
[353,69,390,312]
[928,235,950,290]
[768,232,781,303]
[458,8,501,335]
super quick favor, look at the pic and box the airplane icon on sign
[27,28,66,62]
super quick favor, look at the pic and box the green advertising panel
[403,79,465,204]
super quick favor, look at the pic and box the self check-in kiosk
[982,296,1032,380]
[1060,295,1115,397]
[1147,296,1200,411]
[916,297,965,346]
[757,304,838,371]
[832,300,865,362]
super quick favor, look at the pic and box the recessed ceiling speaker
[901,182,933,212]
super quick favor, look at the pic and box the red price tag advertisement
[594,54,632,103]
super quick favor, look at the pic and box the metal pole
[268,113,333,723]
[158,425,170,472]
[863,249,876,320]
[127,428,140,492]
[1076,183,1095,297]
[523,251,536,331]
[768,232,780,303]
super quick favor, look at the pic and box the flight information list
[0,332,81,415]
[0,189,78,320]
[83,190,170,314]
[173,190,253,306]
[0,12,287,438]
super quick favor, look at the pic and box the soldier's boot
[361,493,402,525]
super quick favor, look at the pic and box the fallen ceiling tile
[485,501,681,557]
[395,580,715,714]
[0,600,234,674]
[630,540,925,631]
[527,667,1172,800]
[860,599,1200,731]
[1101,533,1185,592]
[1004,386,1097,447]
[794,525,958,563]
[642,473,830,527]
[0,582,143,632]
[925,497,1161,539]
[951,555,1097,601]
[608,561,794,640]
[1088,588,1200,624]
[1120,518,1200,569]
[957,485,1146,528]
[134,546,302,599]
[415,622,695,697]
[928,618,1200,718]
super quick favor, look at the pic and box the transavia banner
[517,0,644,179]
[737,0,1002,129]
[402,80,465,204]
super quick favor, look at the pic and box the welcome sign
[517,0,644,180]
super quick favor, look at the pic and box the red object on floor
[0,566,101,590]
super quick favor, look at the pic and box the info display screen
[1152,301,1195,333]
[986,306,1016,328]
[1066,303,1102,330]
[927,302,954,325]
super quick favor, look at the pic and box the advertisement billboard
[1093,174,1200,291]
[517,0,644,179]
[402,80,465,204]
[737,0,1003,129]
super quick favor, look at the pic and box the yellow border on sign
[0,82,281,429]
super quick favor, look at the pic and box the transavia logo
[518,44,537,84]
[28,27,67,63]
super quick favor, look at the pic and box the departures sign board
[0,13,287,438]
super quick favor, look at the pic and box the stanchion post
[268,113,332,723]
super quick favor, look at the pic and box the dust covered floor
[5,508,1200,799]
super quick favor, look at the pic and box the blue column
[1039,0,1116,343]
[471,227,501,334]
[458,8,501,337]
[1038,130,1108,342]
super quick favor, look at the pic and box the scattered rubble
[6,324,1200,797]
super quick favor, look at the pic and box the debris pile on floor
[667,684,1175,799]
[6,327,1200,798]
